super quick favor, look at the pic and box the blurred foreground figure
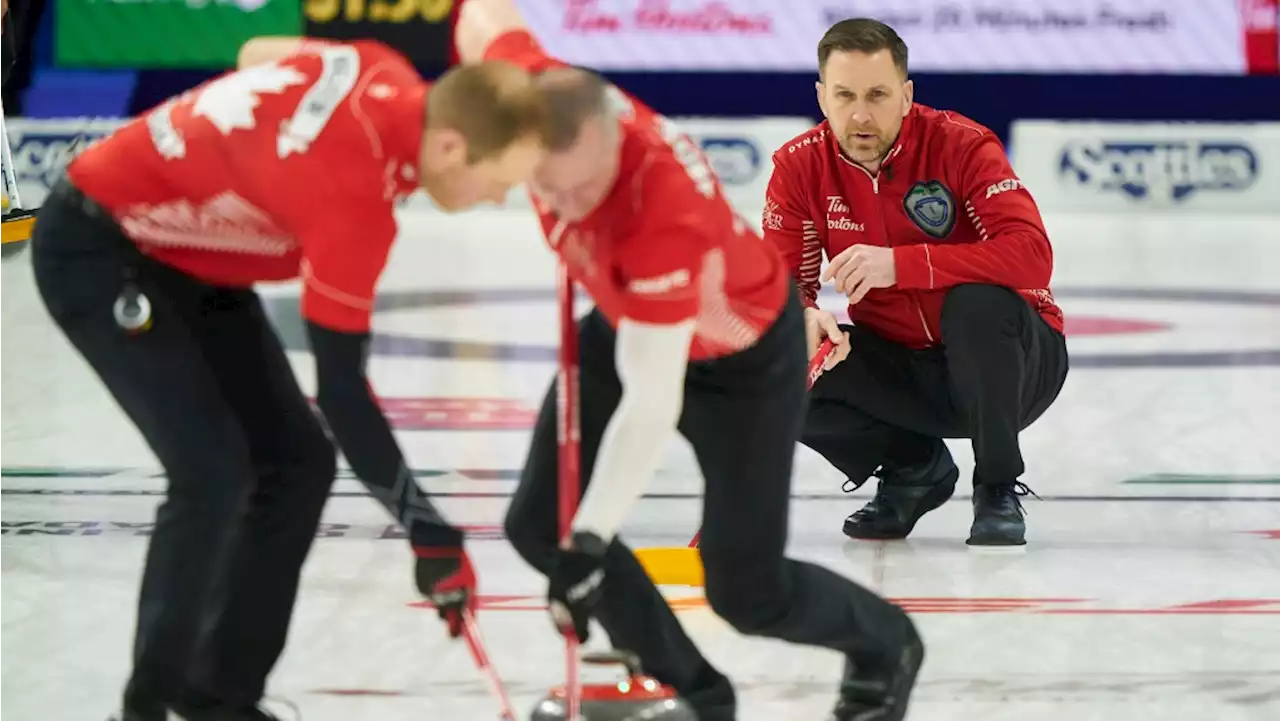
[32,37,550,721]
[456,2,925,720]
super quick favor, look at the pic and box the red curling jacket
[763,103,1064,349]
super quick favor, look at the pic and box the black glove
[547,531,609,642]
[412,522,476,639]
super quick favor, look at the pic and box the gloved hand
[412,522,476,639]
[547,531,609,642]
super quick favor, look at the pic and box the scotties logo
[1058,140,1258,203]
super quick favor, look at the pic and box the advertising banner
[1010,120,1280,213]
[512,0,1250,74]
[670,116,814,217]
[303,0,454,74]
[56,0,302,68]
[2,118,127,208]
[1241,0,1279,73]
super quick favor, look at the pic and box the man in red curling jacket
[765,18,1069,547]
[456,2,924,720]
[31,38,550,721]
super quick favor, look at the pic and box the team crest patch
[902,181,956,239]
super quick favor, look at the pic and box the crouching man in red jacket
[765,18,1069,546]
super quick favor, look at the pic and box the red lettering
[565,0,772,35]
[633,0,772,33]
[564,0,623,32]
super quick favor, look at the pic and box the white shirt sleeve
[570,316,696,542]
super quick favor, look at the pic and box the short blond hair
[427,61,551,163]
[535,67,613,152]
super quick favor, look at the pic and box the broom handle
[0,91,23,211]
[556,262,583,721]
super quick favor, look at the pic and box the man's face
[422,135,546,212]
[816,49,913,167]
[529,118,620,222]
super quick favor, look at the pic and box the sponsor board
[1010,120,1280,213]
[3,118,127,208]
[56,0,302,68]
[1242,0,1280,73]
[303,0,454,74]
[512,0,1252,74]
[671,116,812,218]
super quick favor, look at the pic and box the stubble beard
[840,133,890,167]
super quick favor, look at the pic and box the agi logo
[696,137,761,185]
[1058,140,1258,203]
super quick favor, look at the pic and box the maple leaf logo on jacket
[193,65,308,136]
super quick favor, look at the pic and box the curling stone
[530,649,697,721]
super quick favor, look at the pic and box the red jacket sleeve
[614,226,706,325]
[894,134,1053,291]
[762,156,822,309]
[482,29,568,72]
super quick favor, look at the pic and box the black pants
[803,284,1069,487]
[31,181,336,712]
[505,293,912,709]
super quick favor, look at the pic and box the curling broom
[459,609,517,721]
[0,91,36,246]
[555,262,584,720]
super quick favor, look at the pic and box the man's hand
[822,244,897,305]
[803,307,851,371]
[413,523,477,639]
[547,532,608,642]
[456,0,531,63]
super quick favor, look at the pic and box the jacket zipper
[847,158,936,344]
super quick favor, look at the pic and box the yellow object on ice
[634,546,705,587]
[2,208,37,244]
